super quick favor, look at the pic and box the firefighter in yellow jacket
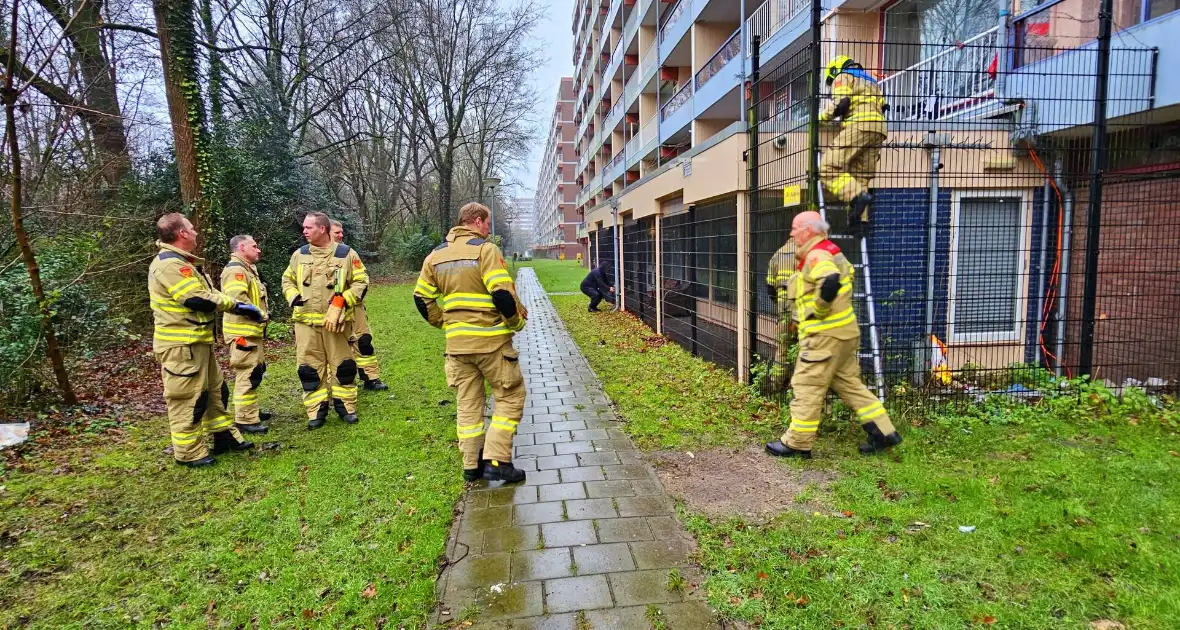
[220,234,272,435]
[766,211,902,458]
[148,213,262,467]
[414,203,529,484]
[819,55,887,236]
[765,239,798,392]
[281,212,369,429]
[330,220,388,391]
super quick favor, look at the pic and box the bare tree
[4,0,78,403]
[393,0,541,236]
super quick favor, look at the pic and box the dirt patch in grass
[645,445,836,522]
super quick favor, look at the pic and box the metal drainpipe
[995,0,1009,100]
[1034,160,1052,366]
[922,132,942,380]
[1054,163,1073,378]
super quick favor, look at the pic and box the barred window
[949,193,1029,342]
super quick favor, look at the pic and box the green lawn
[0,284,463,628]
[551,294,1180,629]
[516,258,588,294]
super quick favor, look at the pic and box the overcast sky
[510,0,574,200]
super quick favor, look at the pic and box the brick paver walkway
[434,269,721,629]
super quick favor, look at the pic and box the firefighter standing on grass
[148,213,262,467]
[281,212,369,429]
[220,234,272,435]
[765,211,902,458]
[330,220,389,392]
[765,238,798,391]
[413,203,529,484]
[819,55,887,236]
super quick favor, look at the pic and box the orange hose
[1029,147,1072,379]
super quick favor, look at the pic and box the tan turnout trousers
[445,344,526,467]
[158,344,243,462]
[783,333,896,450]
[820,127,885,205]
[295,321,357,420]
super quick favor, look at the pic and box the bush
[389,228,439,271]
[0,236,135,404]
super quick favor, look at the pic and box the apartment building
[533,78,583,259]
[570,0,1179,388]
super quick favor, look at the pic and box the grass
[515,258,588,294]
[0,284,464,628]
[551,294,1180,629]
[551,294,777,449]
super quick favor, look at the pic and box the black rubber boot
[483,459,526,484]
[178,455,216,468]
[211,431,254,455]
[766,440,813,459]
[259,410,274,422]
[308,403,329,430]
[859,424,903,455]
[236,423,269,435]
[464,449,486,482]
[363,379,389,391]
[847,192,874,237]
[342,412,359,425]
[333,398,348,419]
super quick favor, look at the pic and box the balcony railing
[624,4,639,44]
[695,28,740,89]
[658,0,688,42]
[877,26,1000,122]
[624,70,640,104]
[640,115,658,145]
[640,43,658,78]
[661,82,693,120]
[745,0,809,57]
[606,95,624,126]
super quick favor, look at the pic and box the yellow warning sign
[783,185,802,207]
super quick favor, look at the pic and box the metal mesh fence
[581,2,1177,404]
[659,199,740,370]
[747,4,1172,403]
[623,217,657,328]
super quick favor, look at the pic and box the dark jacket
[581,265,614,295]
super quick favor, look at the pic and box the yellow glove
[324,294,346,333]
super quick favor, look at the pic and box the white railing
[640,44,658,79]
[624,5,639,44]
[745,0,809,57]
[877,26,1001,122]
[624,70,640,104]
[640,115,658,145]
[605,95,624,128]
[625,133,642,161]
[661,82,693,120]
[695,28,741,89]
[658,0,688,42]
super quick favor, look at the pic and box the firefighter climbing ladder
[814,152,886,400]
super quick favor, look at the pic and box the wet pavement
[434,268,721,629]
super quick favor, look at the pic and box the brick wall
[1065,173,1180,383]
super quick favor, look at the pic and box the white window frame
[947,189,1033,344]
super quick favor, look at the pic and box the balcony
[695,29,740,90]
[745,0,810,57]
[877,26,1000,122]
[624,4,639,45]
[658,0,688,43]
[661,82,693,121]
[640,43,658,83]
[605,94,625,131]
[623,69,641,105]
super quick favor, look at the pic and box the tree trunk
[437,151,454,238]
[33,0,130,187]
[153,0,213,253]
[198,0,224,132]
[5,0,78,405]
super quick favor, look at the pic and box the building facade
[568,0,1179,390]
[507,196,536,255]
[533,77,583,259]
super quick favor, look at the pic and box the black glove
[232,302,264,322]
[290,295,305,308]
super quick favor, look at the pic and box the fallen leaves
[361,583,377,599]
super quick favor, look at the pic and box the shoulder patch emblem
[352,258,362,269]
[499,257,506,267]
[179,266,194,278]
[234,273,245,281]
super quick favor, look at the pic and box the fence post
[745,35,761,382]
[807,0,822,209]
[1078,0,1114,378]
[655,215,663,335]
